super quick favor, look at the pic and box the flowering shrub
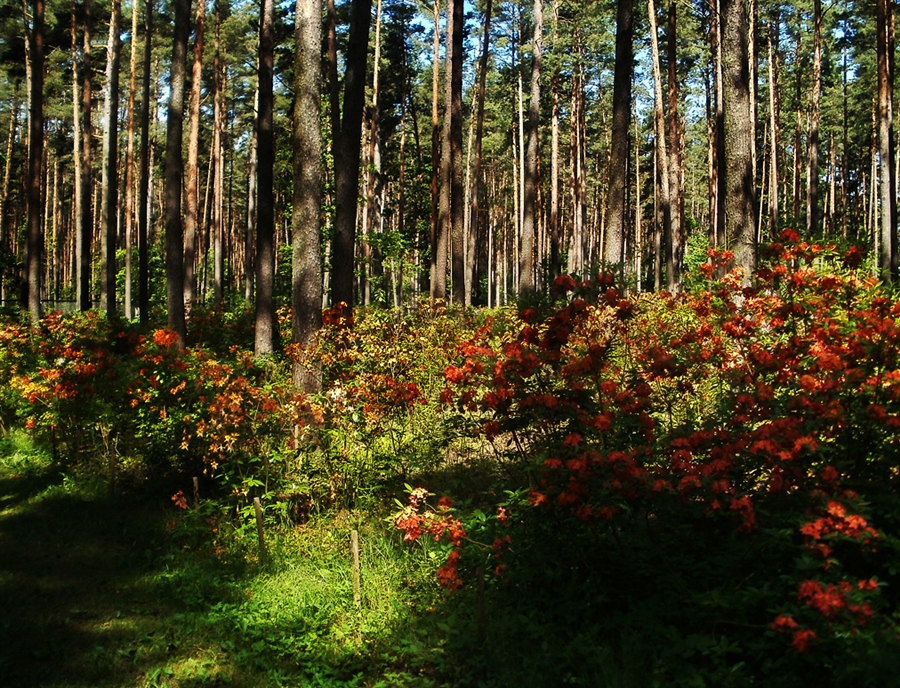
[416,234,900,683]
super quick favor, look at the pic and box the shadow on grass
[0,466,238,688]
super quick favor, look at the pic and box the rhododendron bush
[408,235,900,684]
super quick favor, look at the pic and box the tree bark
[806,0,821,237]
[721,0,757,280]
[647,0,672,290]
[100,0,121,317]
[331,0,372,313]
[469,0,492,303]
[877,0,897,280]
[666,0,683,291]
[518,0,541,295]
[184,0,206,310]
[25,0,44,318]
[255,0,276,353]
[137,0,152,324]
[292,0,323,392]
[449,0,464,303]
[123,0,140,320]
[164,0,190,344]
[73,0,93,312]
[604,0,633,274]
[430,0,444,301]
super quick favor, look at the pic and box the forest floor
[0,465,186,688]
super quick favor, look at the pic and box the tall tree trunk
[722,0,757,279]
[255,0,276,353]
[137,0,152,323]
[767,19,779,239]
[184,0,205,310]
[0,106,15,304]
[123,0,140,320]
[806,0,821,237]
[647,0,672,290]
[604,0,633,274]
[449,0,464,304]
[331,0,372,312]
[666,0,683,291]
[361,0,383,305]
[430,0,443,301]
[212,0,224,301]
[245,84,258,301]
[164,0,190,344]
[467,0,492,304]
[25,0,44,318]
[877,0,897,280]
[292,0,322,392]
[519,0,542,295]
[72,0,93,311]
[100,0,121,317]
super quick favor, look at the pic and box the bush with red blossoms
[414,235,900,684]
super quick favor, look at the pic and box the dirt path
[0,471,174,688]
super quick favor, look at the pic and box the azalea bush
[404,233,900,685]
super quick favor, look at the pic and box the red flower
[791,628,817,652]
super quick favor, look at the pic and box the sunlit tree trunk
[604,0,633,274]
[123,0,141,320]
[722,0,757,280]
[429,0,441,300]
[767,20,779,239]
[164,0,190,344]
[72,0,93,312]
[184,0,205,311]
[648,0,672,290]
[255,0,276,353]
[25,0,44,318]
[100,0,121,317]
[137,0,152,323]
[292,0,322,392]
[519,0,542,295]
[468,0,492,305]
[877,0,897,280]
[331,0,372,312]
[667,0,683,291]
[806,0,821,237]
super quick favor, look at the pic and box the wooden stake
[192,476,200,507]
[253,497,268,565]
[350,529,361,607]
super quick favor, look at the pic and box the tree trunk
[806,0,821,237]
[164,0,190,344]
[123,0,140,320]
[292,0,323,392]
[184,0,205,310]
[100,0,121,317]
[666,0,683,291]
[430,0,443,301]
[519,0,542,295]
[331,0,372,313]
[212,0,224,301]
[877,0,897,280]
[448,0,464,304]
[647,0,672,290]
[245,83,258,301]
[604,0,633,274]
[255,0,276,353]
[137,0,152,323]
[25,0,44,318]
[721,0,757,280]
[72,0,93,312]
[767,19,779,239]
[469,0,492,304]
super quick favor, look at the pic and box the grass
[0,431,454,688]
